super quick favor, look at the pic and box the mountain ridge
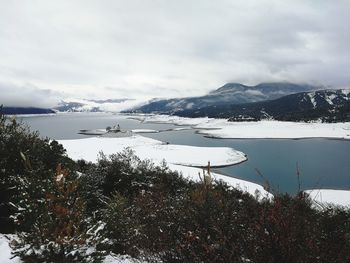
[0,107,55,115]
[127,82,320,114]
[176,89,350,122]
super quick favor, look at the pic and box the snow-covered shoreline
[196,120,350,140]
[304,189,350,207]
[16,113,350,204]
[17,112,350,141]
[59,134,350,205]
[58,135,247,168]
[0,234,20,263]
[131,114,350,140]
[58,135,275,197]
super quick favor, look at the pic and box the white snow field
[58,136,272,197]
[58,136,247,168]
[0,234,21,263]
[304,189,350,207]
[103,254,145,263]
[130,114,213,126]
[196,120,350,139]
[168,164,271,198]
[132,114,350,140]
[131,129,159,133]
[0,233,141,263]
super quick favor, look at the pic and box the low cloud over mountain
[0,82,61,108]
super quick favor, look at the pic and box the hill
[0,107,55,115]
[1,112,350,262]
[176,89,350,122]
[127,82,319,114]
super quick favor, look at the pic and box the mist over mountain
[54,98,147,113]
[3,82,349,122]
[127,82,320,114]
[176,89,350,122]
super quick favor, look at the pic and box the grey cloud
[0,82,62,108]
[0,0,349,104]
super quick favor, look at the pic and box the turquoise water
[19,113,350,194]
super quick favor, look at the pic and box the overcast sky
[1,0,349,107]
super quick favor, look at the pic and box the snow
[58,136,247,168]
[103,254,143,263]
[168,164,271,198]
[308,92,317,108]
[0,234,141,263]
[0,235,21,263]
[58,136,273,197]
[195,120,350,139]
[325,94,337,105]
[185,102,194,109]
[131,129,159,133]
[171,127,192,131]
[304,189,350,207]
[341,89,350,96]
[139,144,246,167]
[133,114,212,126]
[128,114,350,140]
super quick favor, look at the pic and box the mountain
[127,82,319,114]
[54,98,147,113]
[176,89,350,122]
[0,107,55,115]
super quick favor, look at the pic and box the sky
[0,0,349,107]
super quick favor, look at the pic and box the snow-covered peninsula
[59,135,247,167]
[132,115,350,140]
[58,135,272,197]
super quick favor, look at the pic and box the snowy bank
[131,129,159,133]
[0,234,141,263]
[129,115,350,140]
[168,164,271,198]
[58,136,247,168]
[58,136,272,197]
[0,235,21,263]
[305,189,350,207]
[129,114,213,126]
[196,120,350,140]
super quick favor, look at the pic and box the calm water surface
[18,113,350,194]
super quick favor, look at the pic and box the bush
[0,112,73,233]
[12,164,103,262]
[2,112,350,262]
[97,168,350,262]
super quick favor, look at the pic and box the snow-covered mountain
[176,89,350,122]
[305,89,350,109]
[54,98,148,113]
[127,82,319,114]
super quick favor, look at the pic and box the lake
[18,113,350,194]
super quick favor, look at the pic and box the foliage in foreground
[0,113,74,233]
[1,112,350,262]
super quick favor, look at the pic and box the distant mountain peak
[209,82,318,95]
[209,83,248,94]
[175,88,350,123]
[127,82,321,114]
